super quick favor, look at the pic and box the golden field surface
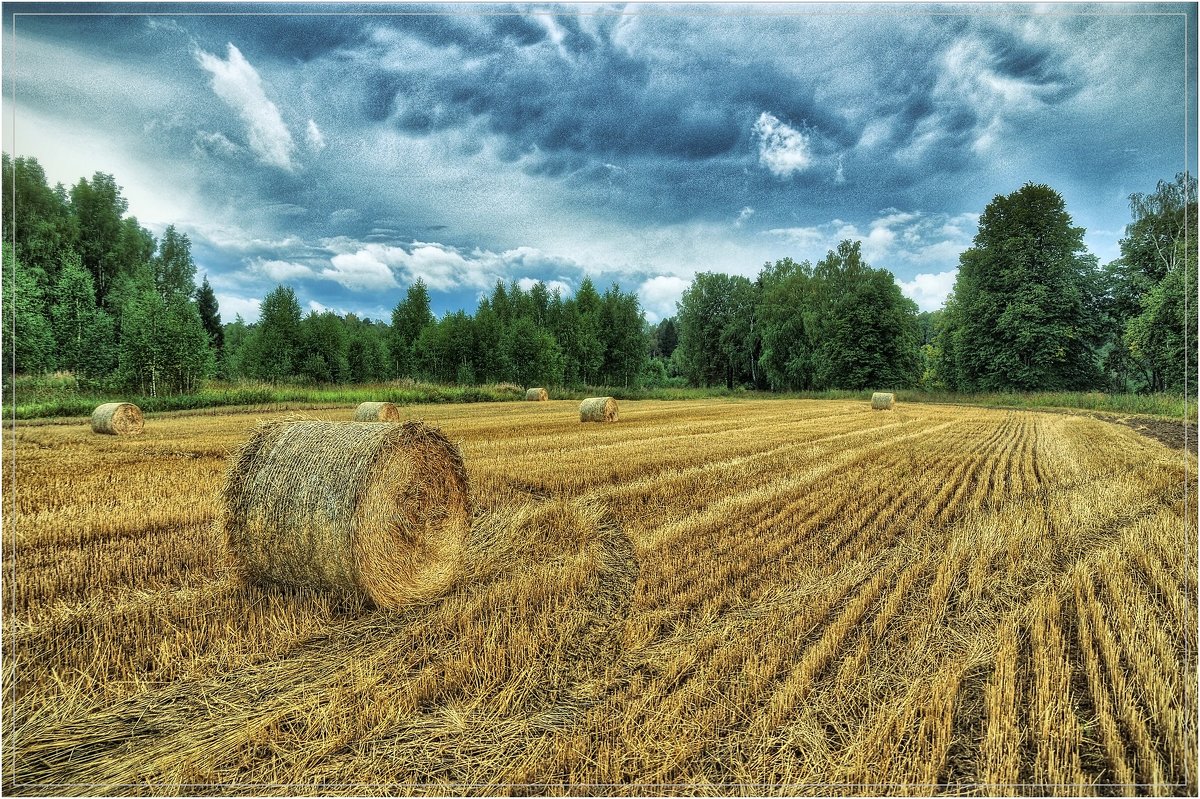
[2,398,1197,796]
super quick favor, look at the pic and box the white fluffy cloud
[898,270,959,312]
[195,43,296,170]
[216,293,262,323]
[250,257,316,281]
[517,277,573,297]
[768,209,977,277]
[752,112,812,178]
[638,275,690,323]
[323,250,402,291]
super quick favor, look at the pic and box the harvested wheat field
[2,399,1196,796]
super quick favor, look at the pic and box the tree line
[670,176,1196,396]
[3,151,1194,397]
[1,153,653,393]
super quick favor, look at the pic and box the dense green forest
[2,152,1195,400]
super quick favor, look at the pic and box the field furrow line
[1071,565,1137,791]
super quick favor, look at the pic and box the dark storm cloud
[4,3,1194,320]
[359,15,841,166]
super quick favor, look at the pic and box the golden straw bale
[354,401,402,422]
[871,392,896,410]
[90,402,144,435]
[580,396,618,423]
[525,388,549,402]
[222,419,471,608]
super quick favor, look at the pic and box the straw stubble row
[3,399,1194,794]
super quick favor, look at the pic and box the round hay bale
[90,402,144,435]
[354,401,401,422]
[525,388,549,402]
[222,420,471,608]
[871,392,895,410]
[580,396,618,423]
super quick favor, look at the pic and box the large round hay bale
[354,401,401,422]
[580,396,618,423]
[871,392,895,410]
[222,420,471,608]
[525,388,549,402]
[90,402,144,435]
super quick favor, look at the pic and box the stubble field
[2,398,1196,796]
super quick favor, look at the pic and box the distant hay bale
[580,396,618,423]
[871,392,896,410]
[90,402,143,435]
[525,388,549,402]
[222,419,471,608]
[354,401,401,422]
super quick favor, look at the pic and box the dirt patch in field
[1041,408,1197,455]
[1115,416,1197,454]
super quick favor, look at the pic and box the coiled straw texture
[222,419,471,608]
[354,401,402,421]
[580,397,618,422]
[90,403,144,435]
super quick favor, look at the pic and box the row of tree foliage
[672,176,1196,395]
[3,152,1194,397]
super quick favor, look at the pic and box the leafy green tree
[390,278,433,378]
[809,241,920,390]
[299,311,350,384]
[937,184,1103,391]
[1108,173,1197,393]
[599,283,648,388]
[489,280,512,324]
[242,285,303,382]
[571,278,605,385]
[50,251,116,381]
[345,316,390,383]
[529,281,550,327]
[222,316,253,378]
[153,225,198,300]
[2,244,57,375]
[676,272,757,388]
[500,316,564,388]
[69,172,129,299]
[415,311,476,383]
[1125,237,1197,394]
[471,299,505,383]
[2,154,75,288]
[757,257,818,390]
[113,263,213,395]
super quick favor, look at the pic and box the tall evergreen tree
[196,276,225,352]
[389,278,434,378]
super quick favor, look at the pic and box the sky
[3,1,1196,323]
